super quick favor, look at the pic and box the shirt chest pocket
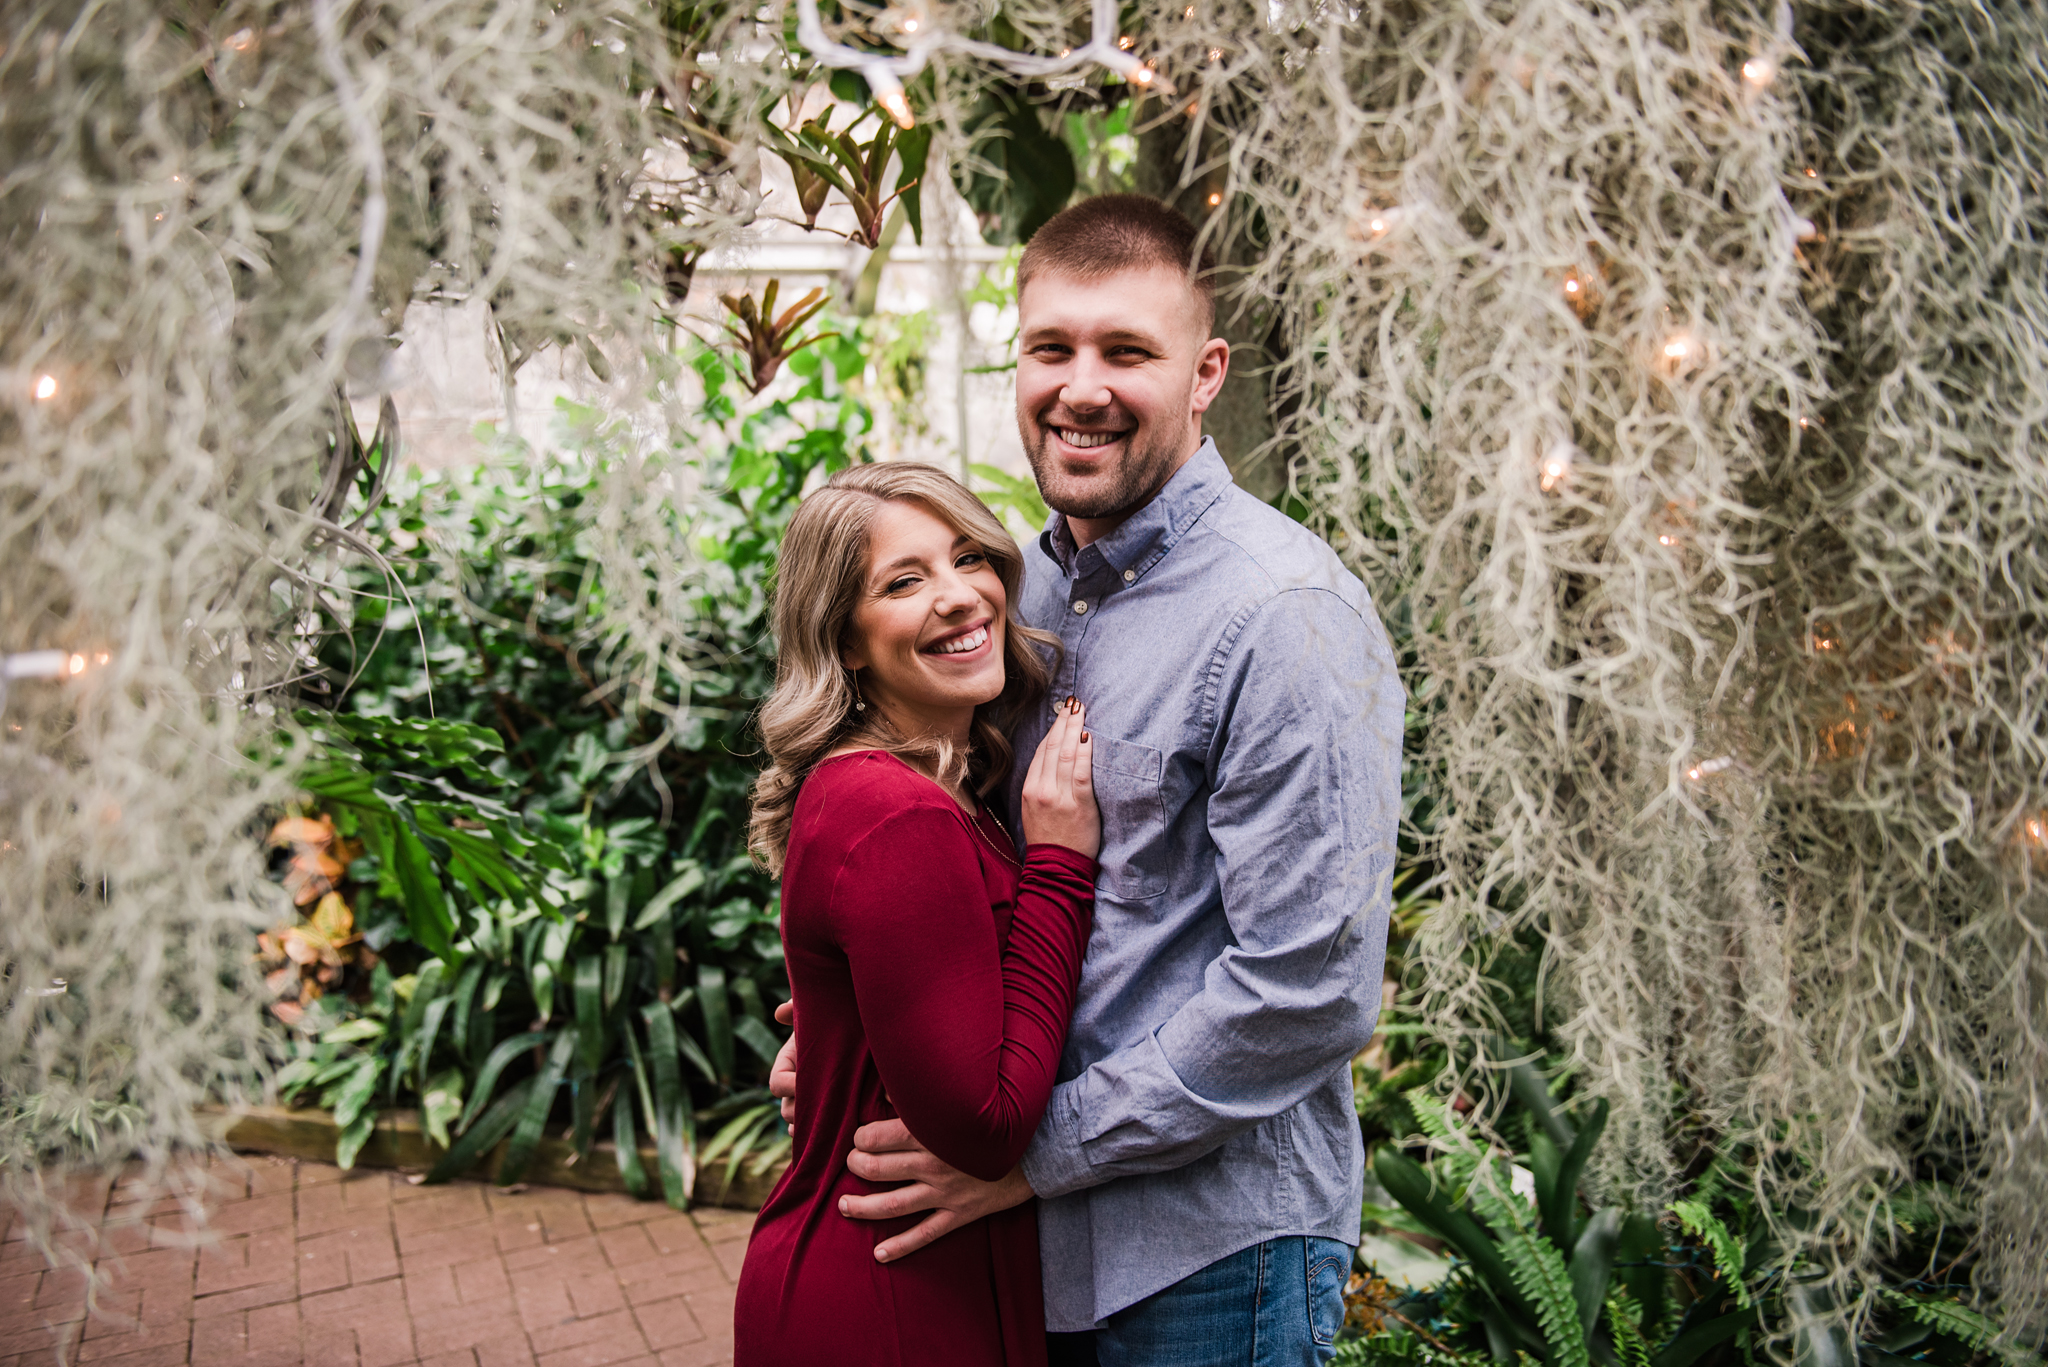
[1089,735,1168,903]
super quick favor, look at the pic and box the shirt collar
[1039,437,1233,582]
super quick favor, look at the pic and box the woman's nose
[930,567,981,615]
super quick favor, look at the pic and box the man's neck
[1065,437,1203,549]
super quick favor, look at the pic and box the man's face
[1014,264,1229,527]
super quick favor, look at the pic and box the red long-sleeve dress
[733,751,1097,1367]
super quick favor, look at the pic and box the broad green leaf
[697,963,734,1082]
[1545,1097,1608,1251]
[633,863,705,931]
[331,1055,382,1131]
[458,1030,549,1134]
[425,1077,533,1184]
[1568,1207,1623,1335]
[422,1068,464,1150]
[318,1018,386,1045]
[335,1107,376,1171]
[610,1083,651,1201]
[641,1002,697,1209]
[573,954,606,1076]
[734,1014,783,1067]
[499,1031,576,1185]
[390,822,456,960]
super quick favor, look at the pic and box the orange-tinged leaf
[308,891,354,943]
[281,928,322,965]
[269,815,334,848]
[269,1001,305,1027]
[264,965,301,997]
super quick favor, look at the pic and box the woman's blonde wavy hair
[747,463,1059,875]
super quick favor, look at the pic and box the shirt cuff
[1021,1079,1097,1200]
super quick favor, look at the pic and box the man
[777,194,1403,1365]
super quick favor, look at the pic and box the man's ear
[1189,336,1232,416]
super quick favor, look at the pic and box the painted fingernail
[1065,694,1076,710]
[1081,732,1091,743]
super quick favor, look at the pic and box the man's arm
[1019,585,1402,1199]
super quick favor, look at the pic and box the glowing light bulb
[1659,534,1676,545]
[1209,47,1223,61]
[68,654,87,675]
[1207,191,1222,207]
[1564,278,1580,293]
[1663,337,1691,360]
[1184,5,1195,16]
[873,83,915,129]
[1741,57,1772,85]
[1059,47,1071,57]
[226,28,254,51]
[1793,217,1818,241]
[1118,34,1134,50]
[901,16,919,30]
[1185,101,1199,117]
[1132,66,1155,84]
[1539,442,1575,492]
[32,374,57,401]
[1805,167,1818,177]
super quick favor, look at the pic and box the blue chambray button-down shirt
[1004,439,1404,1331]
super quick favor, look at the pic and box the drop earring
[850,672,866,713]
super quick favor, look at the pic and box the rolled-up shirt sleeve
[1021,585,1402,1198]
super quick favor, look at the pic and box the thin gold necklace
[970,802,1022,869]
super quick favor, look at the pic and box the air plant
[764,98,930,246]
[719,279,836,394]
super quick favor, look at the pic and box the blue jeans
[1049,1236,1352,1367]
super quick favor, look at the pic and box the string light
[1793,216,1818,241]
[1741,57,1773,85]
[1662,337,1691,360]
[792,0,1178,102]
[1207,191,1222,207]
[4,650,109,681]
[225,28,254,51]
[1539,441,1576,492]
[1686,756,1735,781]
[32,374,57,401]
[1209,48,1223,62]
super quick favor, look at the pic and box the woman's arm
[832,808,1095,1181]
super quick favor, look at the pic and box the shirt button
[1072,600,1089,615]
[1123,569,1137,583]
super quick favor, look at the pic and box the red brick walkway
[0,1156,747,1367]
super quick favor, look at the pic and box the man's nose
[1060,353,1113,410]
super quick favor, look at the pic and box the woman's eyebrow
[872,536,969,579]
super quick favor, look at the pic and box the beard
[1019,404,1198,522]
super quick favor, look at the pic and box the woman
[735,462,1099,1367]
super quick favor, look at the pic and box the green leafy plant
[1353,1061,2030,1367]
[267,338,878,1202]
[720,279,835,395]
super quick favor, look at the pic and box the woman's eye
[957,552,985,569]
[885,577,918,594]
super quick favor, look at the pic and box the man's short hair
[1016,194,1216,337]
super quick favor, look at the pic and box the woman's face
[840,500,1008,737]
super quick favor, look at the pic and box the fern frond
[1499,1228,1590,1367]
[1880,1290,2016,1360]
[1606,1289,1651,1367]
[1405,1087,1467,1146]
[1468,1159,1540,1239]
[1671,1199,1751,1309]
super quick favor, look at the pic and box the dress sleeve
[830,803,1096,1182]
